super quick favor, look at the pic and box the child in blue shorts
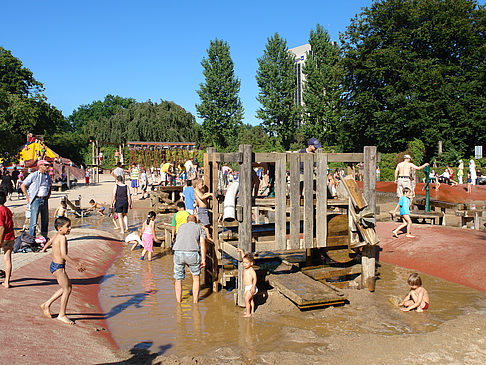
[392,187,415,238]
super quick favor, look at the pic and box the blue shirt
[22,171,52,208]
[399,196,411,216]
[183,186,195,210]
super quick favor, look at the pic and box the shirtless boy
[194,179,213,238]
[87,199,105,216]
[394,155,429,198]
[238,249,258,317]
[40,217,85,325]
[399,273,429,312]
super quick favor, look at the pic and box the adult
[112,162,125,182]
[182,180,195,214]
[221,164,232,188]
[112,175,132,234]
[172,215,206,303]
[297,137,322,194]
[11,164,20,188]
[0,170,14,200]
[394,155,429,198]
[184,158,194,176]
[161,162,174,186]
[130,164,140,195]
[21,160,52,239]
[469,159,477,186]
[457,160,464,185]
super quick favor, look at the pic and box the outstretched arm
[60,237,85,271]
[412,163,429,171]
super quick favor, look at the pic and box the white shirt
[184,160,194,173]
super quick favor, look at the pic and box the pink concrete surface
[0,234,123,364]
[377,222,486,292]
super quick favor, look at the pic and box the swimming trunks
[197,207,211,227]
[245,285,258,294]
[100,206,105,212]
[422,302,429,310]
[50,261,65,274]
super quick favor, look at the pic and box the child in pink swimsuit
[140,211,160,261]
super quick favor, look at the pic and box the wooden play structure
[127,141,197,170]
[202,145,380,307]
[89,139,124,183]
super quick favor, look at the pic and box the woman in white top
[470,159,477,186]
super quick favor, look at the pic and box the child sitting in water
[140,211,161,261]
[40,217,85,325]
[126,229,142,251]
[399,273,429,312]
[237,248,258,317]
[392,187,414,238]
[54,200,67,218]
[87,199,105,216]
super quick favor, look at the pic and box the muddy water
[98,241,486,358]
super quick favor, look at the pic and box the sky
[1,0,375,125]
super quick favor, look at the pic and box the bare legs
[40,269,74,324]
[244,290,255,317]
[140,249,153,261]
[2,248,12,288]
[174,275,200,304]
[117,213,128,234]
[392,215,414,238]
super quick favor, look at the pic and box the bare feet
[2,282,10,289]
[406,234,415,238]
[40,303,52,318]
[392,231,399,238]
[243,313,252,318]
[57,315,75,325]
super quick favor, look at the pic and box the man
[172,215,206,303]
[394,154,429,198]
[112,162,125,182]
[296,137,322,194]
[21,160,52,240]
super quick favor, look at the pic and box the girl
[112,175,132,234]
[399,273,429,312]
[140,211,161,261]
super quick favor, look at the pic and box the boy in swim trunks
[399,273,429,312]
[0,192,15,288]
[238,249,258,317]
[40,217,85,325]
[87,199,105,216]
[194,179,214,240]
[392,187,414,238]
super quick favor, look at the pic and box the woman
[469,159,477,186]
[112,175,132,234]
[457,160,464,184]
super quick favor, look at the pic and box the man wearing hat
[21,160,53,239]
[394,155,429,198]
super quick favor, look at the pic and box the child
[108,208,119,229]
[140,211,161,261]
[87,199,105,216]
[194,179,213,239]
[40,217,85,324]
[54,200,68,218]
[171,201,190,244]
[399,273,429,312]
[126,229,142,251]
[0,192,15,288]
[238,249,258,317]
[392,187,414,238]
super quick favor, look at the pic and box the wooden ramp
[268,265,347,309]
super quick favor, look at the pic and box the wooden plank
[275,153,287,251]
[316,153,328,248]
[289,153,300,249]
[343,175,367,210]
[363,146,377,216]
[204,148,210,191]
[211,151,220,292]
[214,152,242,163]
[268,271,346,308]
[325,153,381,163]
[254,152,278,163]
[303,264,362,280]
[221,241,241,261]
[237,144,253,306]
[302,154,314,248]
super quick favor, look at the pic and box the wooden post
[362,146,377,291]
[237,145,252,306]
[303,154,314,249]
[289,153,300,249]
[275,153,287,251]
[67,166,71,189]
[211,150,220,292]
[316,153,328,247]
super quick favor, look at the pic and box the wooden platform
[389,210,444,225]
[268,264,347,309]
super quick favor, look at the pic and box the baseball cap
[403,154,411,160]
[308,138,322,148]
[37,159,51,166]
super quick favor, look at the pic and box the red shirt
[0,205,15,241]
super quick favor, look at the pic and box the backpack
[13,232,38,253]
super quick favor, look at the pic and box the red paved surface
[0,233,123,364]
[377,222,486,292]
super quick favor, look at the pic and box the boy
[87,199,105,216]
[171,201,190,243]
[399,273,429,312]
[40,217,85,325]
[238,249,258,317]
[0,192,14,288]
[392,187,414,238]
[182,180,195,214]
[54,200,67,218]
[194,179,213,239]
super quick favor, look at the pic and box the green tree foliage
[256,33,299,150]
[85,100,200,144]
[196,39,244,149]
[0,47,67,159]
[302,25,343,145]
[236,124,282,152]
[339,0,486,158]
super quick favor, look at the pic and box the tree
[196,39,244,149]
[256,33,299,150]
[339,0,486,158]
[302,25,343,145]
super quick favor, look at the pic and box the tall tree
[302,25,342,145]
[196,39,244,149]
[339,0,486,157]
[256,33,299,150]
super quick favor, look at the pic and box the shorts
[1,239,14,250]
[114,201,129,214]
[197,207,211,227]
[100,206,105,212]
[173,251,201,280]
[245,285,258,294]
[50,261,65,274]
[396,177,413,197]
[131,180,139,188]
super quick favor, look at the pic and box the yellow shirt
[161,163,171,173]
[171,211,190,232]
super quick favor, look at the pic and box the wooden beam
[221,241,241,261]
[302,154,314,249]
[303,264,362,280]
[211,151,220,292]
[214,152,243,163]
[289,153,300,249]
[254,152,278,163]
[275,153,287,251]
[324,153,381,163]
[316,153,327,248]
